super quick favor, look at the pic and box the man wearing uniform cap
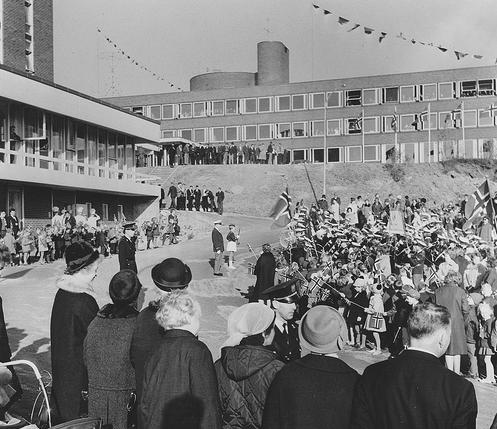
[130,257,192,404]
[118,222,137,273]
[212,220,224,276]
[261,279,300,363]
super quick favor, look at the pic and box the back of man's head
[407,302,451,357]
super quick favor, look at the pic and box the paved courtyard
[1,213,496,428]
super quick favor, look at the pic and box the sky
[53,0,497,98]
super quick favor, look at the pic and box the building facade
[105,42,497,165]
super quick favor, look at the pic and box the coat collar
[399,348,442,364]
[164,329,197,339]
[294,353,354,374]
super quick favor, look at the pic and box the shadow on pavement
[1,269,32,280]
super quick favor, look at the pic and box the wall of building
[256,41,289,86]
[33,0,54,81]
[2,0,25,73]
[190,72,256,91]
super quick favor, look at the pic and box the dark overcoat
[118,236,137,273]
[138,329,221,429]
[50,288,99,422]
[271,322,300,363]
[262,354,359,429]
[253,253,276,298]
[212,228,224,252]
[350,349,477,429]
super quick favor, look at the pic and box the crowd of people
[164,182,226,214]
[157,141,292,168]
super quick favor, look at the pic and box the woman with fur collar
[50,241,100,424]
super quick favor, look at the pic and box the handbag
[367,312,383,330]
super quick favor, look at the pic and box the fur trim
[56,275,96,299]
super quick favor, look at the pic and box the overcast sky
[53,0,497,98]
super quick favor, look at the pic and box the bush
[384,162,405,182]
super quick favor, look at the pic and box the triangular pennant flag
[364,27,374,35]
[411,39,416,44]
[348,24,360,32]
[97,28,101,33]
[455,51,463,60]
[338,16,349,25]
[419,41,426,46]
[312,4,319,9]
[323,9,331,15]
[378,32,387,43]
[438,46,448,52]
[473,54,483,60]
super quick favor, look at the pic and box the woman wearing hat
[50,241,100,423]
[215,303,283,429]
[84,270,142,429]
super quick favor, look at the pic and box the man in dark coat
[350,302,478,429]
[216,187,225,215]
[50,242,100,423]
[212,220,224,276]
[263,306,358,429]
[5,209,20,239]
[130,258,191,404]
[261,279,300,363]
[167,182,177,209]
[253,244,276,299]
[194,185,202,211]
[118,222,137,273]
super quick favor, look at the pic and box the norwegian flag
[391,113,398,132]
[411,111,428,130]
[463,180,493,230]
[269,187,292,228]
[350,113,362,131]
[451,103,462,128]
[485,104,497,117]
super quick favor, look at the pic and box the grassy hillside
[139,160,497,217]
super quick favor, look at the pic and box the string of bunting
[312,3,491,63]
[97,28,183,91]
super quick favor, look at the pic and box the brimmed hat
[109,270,142,305]
[151,257,192,291]
[214,220,222,225]
[64,241,100,274]
[122,222,136,230]
[299,305,347,354]
[223,303,276,347]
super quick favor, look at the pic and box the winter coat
[262,354,359,429]
[138,329,221,429]
[84,304,138,429]
[434,282,469,355]
[253,253,276,299]
[50,278,99,422]
[215,345,284,429]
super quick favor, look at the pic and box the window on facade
[259,124,272,139]
[211,127,224,142]
[348,146,362,162]
[76,123,86,173]
[421,83,437,101]
[180,129,192,140]
[293,122,306,137]
[102,203,109,221]
[382,115,396,133]
[98,129,107,177]
[478,109,494,127]
[180,103,192,118]
[162,104,174,119]
[327,119,341,136]
[460,81,477,98]
[363,117,379,134]
[400,114,416,131]
[400,86,416,103]
[362,89,378,105]
[132,106,144,115]
[439,82,455,99]
[212,101,224,116]
[258,97,272,113]
[439,112,454,129]
[276,95,291,111]
[277,123,291,138]
[463,110,477,128]
[226,126,239,141]
[226,100,238,115]
[292,94,306,110]
[149,105,161,120]
[346,118,362,135]
[364,145,378,161]
[245,98,257,114]
[52,115,65,169]
[313,148,325,163]
[328,147,341,163]
[193,128,206,143]
[117,135,125,173]
[193,102,206,117]
[422,112,437,130]
[108,133,117,178]
[87,126,97,176]
[24,108,45,139]
[311,120,325,136]
[293,149,306,162]
[245,125,257,140]
[383,87,399,103]
[346,90,362,106]
[479,79,495,96]
[161,130,175,138]
[310,93,325,109]
[327,91,341,108]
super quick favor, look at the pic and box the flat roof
[0,64,160,142]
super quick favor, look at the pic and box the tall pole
[323,103,327,195]
[428,102,431,164]
[461,101,465,147]
[393,107,399,162]
[361,108,365,163]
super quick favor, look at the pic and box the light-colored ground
[1,212,496,427]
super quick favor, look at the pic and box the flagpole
[361,108,365,163]
[461,101,465,148]
[393,107,399,162]
[428,103,431,164]
[323,104,327,195]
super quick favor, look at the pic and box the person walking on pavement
[212,220,224,276]
[167,182,177,209]
[216,188,225,215]
[118,222,137,273]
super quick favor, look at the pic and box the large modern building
[0,0,161,226]
[105,41,497,165]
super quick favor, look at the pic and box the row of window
[130,78,497,120]
[160,109,495,143]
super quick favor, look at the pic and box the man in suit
[253,244,276,299]
[212,220,224,276]
[118,222,137,273]
[194,185,202,211]
[6,208,20,239]
[216,188,225,215]
[167,182,177,209]
[261,279,300,363]
[350,302,478,429]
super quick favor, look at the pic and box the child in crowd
[477,300,496,384]
[36,227,49,264]
[19,228,34,265]
[2,229,16,266]
[346,278,369,349]
[465,293,482,379]
[365,283,386,355]
[226,224,239,269]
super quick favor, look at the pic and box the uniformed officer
[261,278,301,363]
[118,222,137,273]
